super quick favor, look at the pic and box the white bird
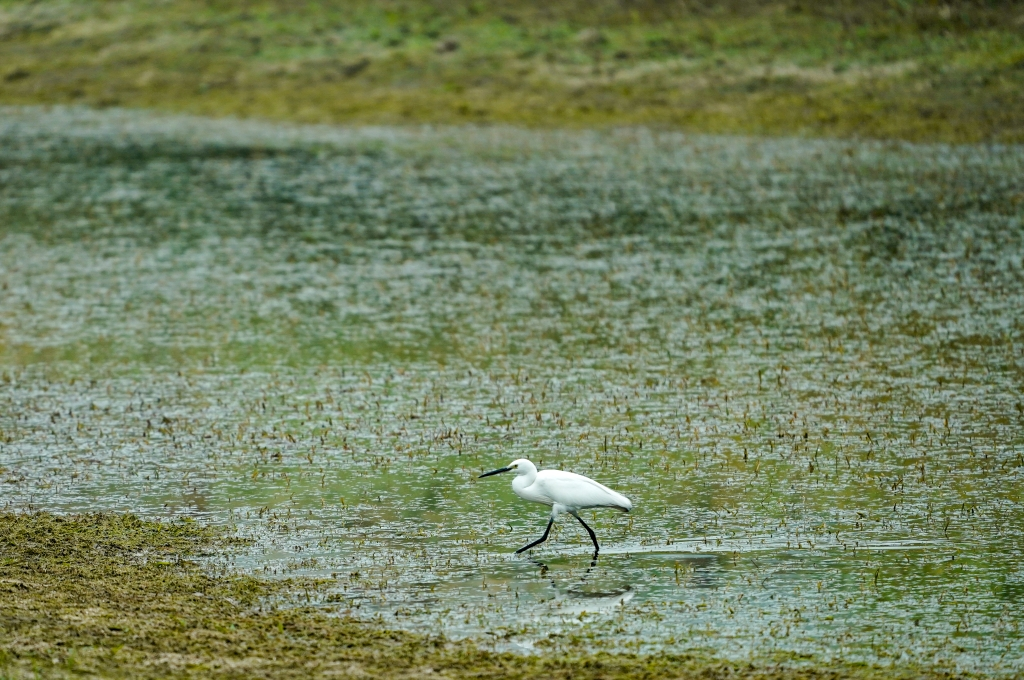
[478,458,632,554]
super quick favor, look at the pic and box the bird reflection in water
[530,553,634,610]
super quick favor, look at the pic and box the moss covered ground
[1,0,1022,143]
[0,512,994,679]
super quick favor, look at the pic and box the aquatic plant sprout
[1,107,1023,673]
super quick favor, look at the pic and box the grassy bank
[0,512,983,679]
[0,0,1022,143]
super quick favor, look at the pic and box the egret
[478,458,632,554]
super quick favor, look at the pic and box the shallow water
[2,107,1023,672]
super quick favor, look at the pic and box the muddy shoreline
[0,512,988,679]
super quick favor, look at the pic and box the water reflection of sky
[1,107,1023,673]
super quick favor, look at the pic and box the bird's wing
[534,470,632,511]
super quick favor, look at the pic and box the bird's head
[479,458,535,478]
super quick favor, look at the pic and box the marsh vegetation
[1,106,1023,676]
[1,0,1023,141]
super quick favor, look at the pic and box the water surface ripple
[1,107,1023,672]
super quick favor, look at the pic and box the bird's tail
[604,492,632,513]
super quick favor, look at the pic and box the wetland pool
[1,107,1023,673]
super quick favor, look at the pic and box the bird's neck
[512,469,536,490]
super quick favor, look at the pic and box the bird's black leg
[572,513,600,554]
[516,518,554,554]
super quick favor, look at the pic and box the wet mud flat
[1,107,1023,676]
[0,511,998,679]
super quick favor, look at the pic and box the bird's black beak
[479,466,512,478]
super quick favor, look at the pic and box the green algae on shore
[0,512,995,679]
[0,0,1022,143]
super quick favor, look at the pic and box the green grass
[0,511,991,679]
[1,0,1022,142]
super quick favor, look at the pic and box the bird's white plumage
[513,467,632,513]
[478,458,632,553]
